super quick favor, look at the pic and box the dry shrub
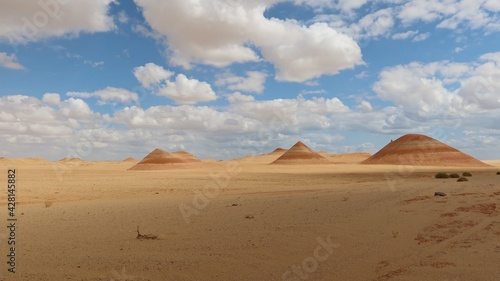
[435,172,449,179]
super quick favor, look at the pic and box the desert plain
[1,137,500,281]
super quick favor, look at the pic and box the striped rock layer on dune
[171,151,202,163]
[267,148,287,155]
[271,141,330,164]
[361,134,490,167]
[129,148,202,170]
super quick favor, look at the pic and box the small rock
[434,192,447,197]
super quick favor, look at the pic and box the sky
[0,0,499,161]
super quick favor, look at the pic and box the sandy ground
[0,159,499,281]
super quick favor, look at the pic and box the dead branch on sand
[136,225,158,240]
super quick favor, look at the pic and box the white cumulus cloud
[392,30,418,40]
[67,87,139,105]
[133,62,217,105]
[398,0,500,32]
[42,93,61,106]
[59,98,95,119]
[358,100,373,112]
[227,92,256,103]
[216,71,267,94]
[255,21,363,82]
[0,0,116,43]
[294,0,368,12]
[158,74,217,105]
[134,0,363,82]
[354,8,395,38]
[373,52,500,120]
[229,94,351,131]
[133,62,173,88]
[412,32,430,42]
[0,52,25,70]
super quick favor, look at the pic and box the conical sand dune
[361,134,490,167]
[171,150,201,163]
[271,141,331,164]
[137,148,184,164]
[129,148,206,170]
[267,148,287,155]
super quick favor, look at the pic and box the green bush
[435,172,450,179]
[462,172,472,177]
[457,177,469,182]
[449,173,460,178]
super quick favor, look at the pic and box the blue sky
[0,0,499,161]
